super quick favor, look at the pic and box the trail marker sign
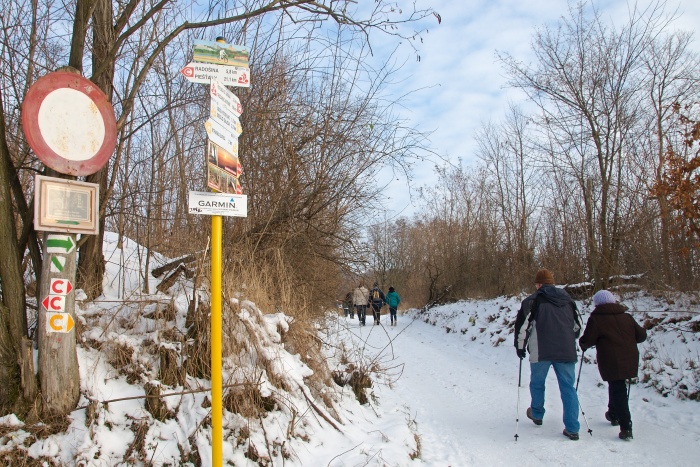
[50,278,73,295]
[46,312,75,333]
[49,256,66,273]
[46,234,76,254]
[42,295,66,312]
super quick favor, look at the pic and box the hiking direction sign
[180,62,250,87]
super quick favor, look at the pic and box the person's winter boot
[526,407,542,426]
[605,411,620,426]
[562,429,579,441]
[619,429,633,440]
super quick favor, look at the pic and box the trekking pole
[576,350,593,436]
[515,357,522,442]
[576,349,585,391]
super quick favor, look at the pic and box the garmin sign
[188,191,247,217]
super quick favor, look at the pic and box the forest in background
[365,2,700,305]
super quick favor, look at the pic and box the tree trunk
[0,88,36,415]
[37,231,80,416]
[77,0,115,300]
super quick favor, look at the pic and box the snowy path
[344,314,700,466]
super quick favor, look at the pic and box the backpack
[372,289,380,301]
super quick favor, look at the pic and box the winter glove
[516,348,526,359]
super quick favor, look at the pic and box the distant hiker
[386,286,401,326]
[579,289,647,441]
[353,284,370,326]
[514,268,582,441]
[343,291,354,318]
[369,282,385,325]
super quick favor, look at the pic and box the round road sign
[22,71,117,176]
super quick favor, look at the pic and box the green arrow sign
[46,235,76,254]
[50,256,65,272]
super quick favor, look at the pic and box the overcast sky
[373,0,700,218]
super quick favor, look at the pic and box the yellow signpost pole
[211,214,223,464]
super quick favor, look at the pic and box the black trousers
[371,304,382,323]
[608,380,632,430]
[355,305,366,324]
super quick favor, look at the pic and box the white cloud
[378,0,700,217]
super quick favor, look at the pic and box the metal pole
[576,351,593,436]
[576,350,585,391]
[515,357,522,442]
[211,215,223,464]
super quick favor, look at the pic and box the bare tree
[499,1,675,289]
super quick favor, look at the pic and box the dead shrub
[348,369,373,405]
[123,418,149,462]
[223,384,276,418]
[159,345,184,387]
[144,382,172,421]
[109,342,134,369]
[0,452,57,466]
[185,301,210,379]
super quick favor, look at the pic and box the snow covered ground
[328,297,700,466]
[2,233,699,465]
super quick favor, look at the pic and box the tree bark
[0,88,36,415]
[77,0,116,300]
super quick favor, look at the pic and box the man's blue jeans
[529,361,580,433]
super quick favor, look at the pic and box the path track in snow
[340,313,700,466]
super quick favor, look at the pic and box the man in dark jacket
[579,289,647,441]
[514,269,582,440]
[369,282,385,325]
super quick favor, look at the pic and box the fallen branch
[298,385,342,432]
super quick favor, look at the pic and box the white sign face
[39,88,106,161]
[210,99,242,137]
[210,81,243,117]
[188,191,247,217]
[205,118,239,154]
[180,62,250,88]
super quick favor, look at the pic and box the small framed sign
[34,175,99,234]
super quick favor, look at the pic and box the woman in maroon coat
[579,290,647,441]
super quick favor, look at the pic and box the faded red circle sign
[22,71,117,176]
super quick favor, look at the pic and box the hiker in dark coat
[514,268,582,440]
[369,282,385,325]
[579,289,647,441]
